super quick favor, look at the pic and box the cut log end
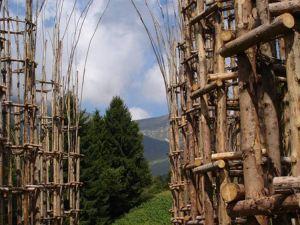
[217,160,226,169]
[221,30,235,43]
[281,13,295,28]
[221,183,244,203]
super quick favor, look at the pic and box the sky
[59,0,169,120]
[75,0,169,120]
[9,0,169,120]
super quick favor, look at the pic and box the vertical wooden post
[214,3,231,225]
[285,20,300,177]
[256,0,282,178]
[285,22,300,225]
[195,1,214,224]
[234,0,269,224]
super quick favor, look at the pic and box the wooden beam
[193,160,226,174]
[273,176,300,191]
[190,2,220,25]
[219,13,295,57]
[269,0,300,15]
[208,72,238,81]
[227,194,300,216]
[211,151,242,161]
[191,80,222,99]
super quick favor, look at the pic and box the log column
[234,0,269,224]
[214,4,231,225]
[285,18,300,178]
[196,1,214,224]
[285,22,300,225]
[182,0,198,220]
[256,0,282,180]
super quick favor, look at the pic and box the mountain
[137,115,169,142]
[136,115,170,176]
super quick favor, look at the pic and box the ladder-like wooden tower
[168,0,300,224]
[0,1,81,224]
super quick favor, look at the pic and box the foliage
[112,191,172,225]
[80,97,152,225]
[80,111,111,225]
[104,97,152,218]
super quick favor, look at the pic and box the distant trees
[80,97,151,225]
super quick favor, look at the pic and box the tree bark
[219,13,295,57]
[273,176,300,191]
[269,0,300,15]
[196,1,214,224]
[227,194,300,217]
[285,19,300,177]
[235,0,269,224]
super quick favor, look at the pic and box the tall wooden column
[235,0,269,224]
[214,5,231,225]
[196,1,214,224]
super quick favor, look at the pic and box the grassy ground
[112,191,172,225]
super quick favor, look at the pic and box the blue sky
[76,0,169,119]
[10,0,169,119]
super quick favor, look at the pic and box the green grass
[112,191,172,225]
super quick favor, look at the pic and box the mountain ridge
[136,115,170,176]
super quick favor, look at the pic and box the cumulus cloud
[141,65,166,104]
[74,0,155,105]
[36,0,158,105]
[11,0,169,116]
[130,107,150,120]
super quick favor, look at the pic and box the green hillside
[142,136,169,176]
[112,191,172,225]
[137,116,170,176]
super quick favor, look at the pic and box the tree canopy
[80,97,151,225]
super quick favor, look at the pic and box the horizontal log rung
[227,194,300,216]
[191,80,222,99]
[269,0,300,15]
[208,72,238,81]
[193,160,226,174]
[190,2,220,25]
[219,13,295,57]
[273,176,300,191]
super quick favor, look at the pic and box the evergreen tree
[80,111,110,225]
[103,97,152,218]
[80,97,152,224]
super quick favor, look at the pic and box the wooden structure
[168,0,300,224]
[0,1,81,224]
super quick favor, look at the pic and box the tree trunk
[235,0,269,224]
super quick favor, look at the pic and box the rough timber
[168,0,300,224]
[0,1,81,224]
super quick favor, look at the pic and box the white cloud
[10,0,169,115]
[130,107,150,120]
[31,0,152,105]
[141,65,166,104]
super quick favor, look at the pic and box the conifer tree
[80,97,152,224]
[103,97,151,218]
[80,111,110,225]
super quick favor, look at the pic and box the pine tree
[80,111,110,225]
[103,97,152,218]
[80,97,152,224]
